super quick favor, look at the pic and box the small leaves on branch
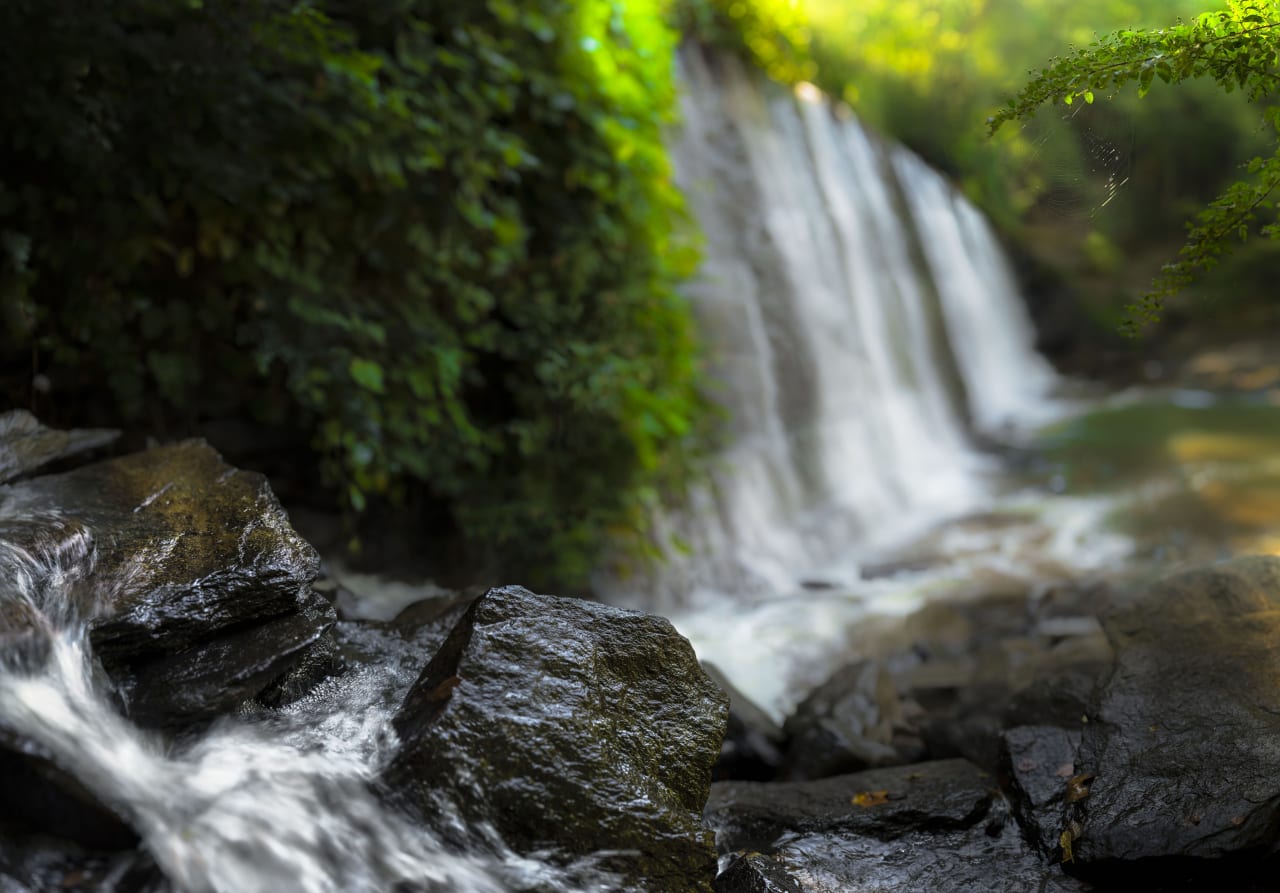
[991,0,1280,329]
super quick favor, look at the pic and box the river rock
[0,410,118,485]
[0,440,329,862]
[705,759,1087,892]
[713,853,802,893]
[781,659,906,780]
[384,585,727,892]
[1068,557,1280,865]
[0,729,139,853]
[703,662,785,781]
[0,440,326,729]
[1000,724,1084,858]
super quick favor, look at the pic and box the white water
[600,48,1059,612]
[0,532,613,893]
[596,47,1123,719]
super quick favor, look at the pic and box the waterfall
[603,46,1056,611]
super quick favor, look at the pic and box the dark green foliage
[0,0,708,586]
[991,0,1280,330]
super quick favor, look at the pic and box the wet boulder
[1068,557,1280,865]
[384,585,728,892]
[890,589,1111,772]
[0,440,329,861]
[0,410,117,485]
[705,759,1087,892]
[781,659,906,780]
[0,440,327,730]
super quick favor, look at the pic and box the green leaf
[349,358,386,393]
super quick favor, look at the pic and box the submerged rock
[0,835,166,893]
[1070,557,1280,865]
[0,410,118,485]
[384,585,728,892]
[0,731,139,853]
[705,759,1087,892]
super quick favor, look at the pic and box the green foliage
[673,0,815,84]
[990,0,1280,329]
[0,0,709,587]
[802,0,1223,221]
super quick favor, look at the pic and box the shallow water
[663,387,1280,721]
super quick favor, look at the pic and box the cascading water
[592,46,1125,718]
[0,527,613,893]
[893,154,1060,432]
[602,46,1058,614]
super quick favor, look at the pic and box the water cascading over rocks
[606,45,1056,611]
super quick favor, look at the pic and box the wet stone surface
[0,437,331,861]
[780,659,906,781]
[705,759,1088,893]
[1071,556,1280,865]
[385,585,728,893]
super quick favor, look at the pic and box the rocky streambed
[4,410,1280,891]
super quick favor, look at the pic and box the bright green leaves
[991,0,1280,135]
[673,0,815,85]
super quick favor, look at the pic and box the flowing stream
[0,529,612,893]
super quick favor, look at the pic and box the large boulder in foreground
[384,585,728,892]
[705,759,1086,892]
[1068,557,1280,865]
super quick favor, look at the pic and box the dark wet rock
[703,662,785,781]
[705,759,1088,892]
[389,590,478,644]
[1000,724,1084,858]
[713,852,801,893]
[385,585,727,892]
[120,591,336,729]
[886,587,1111,772]
[0,835,167,893]
[254,630,345,710]
[0,441,327,855]
[0,410,118,485]
[0,441,323,725]
[0,733,138,853]
[1005,661,1106,729]
[781,659,906,780]
[1069,557,1280,865]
